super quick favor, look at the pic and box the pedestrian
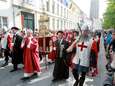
[89,32,99,77]
[0,28,13,67]
[108,30,115,70]
[52,30,69,82]
[10,27,23,72]
[73,30,79,40]
[67,25,93,86]
[66,31,76,68]
[1,28,13,67]
[106,31,112,50]
[48,39,56,63]
[21,29,41,80]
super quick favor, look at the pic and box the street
[0,54,107,86]
[0,38,107,86]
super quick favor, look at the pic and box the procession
[0,0,115,86]
[0,25,114,86]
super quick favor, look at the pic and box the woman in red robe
[89,34,99,77]
[21,29,41,80]
[48,39,56,62]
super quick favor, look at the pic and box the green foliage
[103,0,115,29]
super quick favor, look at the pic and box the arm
[7,35,13,50]
[27,39,32,48]
[21,37,26,48]
[66,40,77,52]
[30,38,38,50]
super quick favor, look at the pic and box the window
[64,21,65,27]
[57,4,59,15]
[21,12,34,30]
[57,19,59,29]
[60,0,63,3]
[0,16,8,28]
[64,8,66,17]
[0,16,1,28]
[61,20,62,29]
[54,3,57,14]
[2,17,8,27]
[46,1,49,11]
[52,18,55,29]
[23,0,33,5]
[62,8,64,17]
[24,0,32,3]
[52,2,55,13]
[61,6,62,16]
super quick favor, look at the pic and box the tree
[103,0,115,29]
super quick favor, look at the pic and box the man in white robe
[67,25,93,86]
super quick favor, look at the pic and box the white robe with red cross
[72,39,92,67]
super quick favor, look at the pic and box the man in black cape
[10,27,23,72]
[52,31,69,81]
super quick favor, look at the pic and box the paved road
[0,61,74,86]
[0,36,107,86]
[0,60,106,86]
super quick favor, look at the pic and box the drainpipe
[11,0,15,26]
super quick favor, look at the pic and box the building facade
[0,0,85,31]
[43,0,82,31]
[90,0,99,19]
[0,0,13,29]
[90,0,102,31]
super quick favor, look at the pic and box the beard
[80,34,90,41]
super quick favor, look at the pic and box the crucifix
[78,42,87,51]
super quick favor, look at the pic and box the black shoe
[73,81,78,86]
[10,69,18,72]
[48,62,52,64]
[52,78,58,82]
[31,73,38,79]
[20,77,30,81]
[1,62,8,67]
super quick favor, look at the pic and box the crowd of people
[103,30,115,86]
[0,27,41,80]
[0,25,114,86]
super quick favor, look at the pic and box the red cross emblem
[78,42,87,51]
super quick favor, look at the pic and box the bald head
[27,29,33,37]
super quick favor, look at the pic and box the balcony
[22,0,33,5]
[13,0,33,5]
[13,0,42,12]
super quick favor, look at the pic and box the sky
[74,0,107,18]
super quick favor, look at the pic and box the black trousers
[72,68,86,86]
[4,49,10,63]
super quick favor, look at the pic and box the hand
[110,51,113,56]
[10,48,13,54]
[53,47,56,50]
[27,39,32,48]
[11,43,14,47]
[61,45,64,49]
[71,63,76,69]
